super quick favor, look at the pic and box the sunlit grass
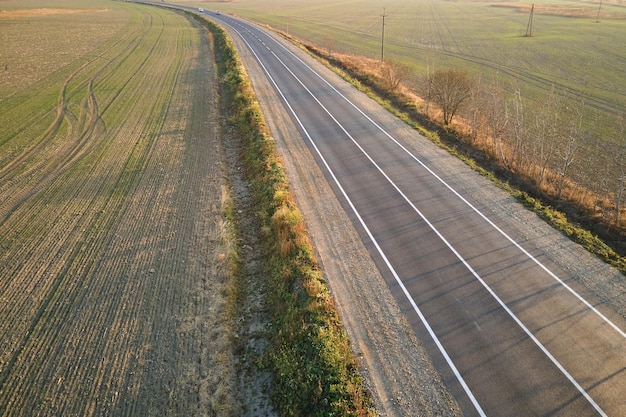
[190,0,626,142]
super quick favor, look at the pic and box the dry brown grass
[309,44,626,239]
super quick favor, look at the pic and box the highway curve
[206,11,626,417]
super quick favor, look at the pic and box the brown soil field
[0,2,243,415]
[0,9,108,19]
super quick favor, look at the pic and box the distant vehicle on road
[198,7,203,12]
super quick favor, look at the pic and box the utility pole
[596,0,603,23]
[525,4,534,37]
[381,8,388,62]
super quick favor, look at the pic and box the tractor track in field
[0,6,242,415]
[0,16,158,225]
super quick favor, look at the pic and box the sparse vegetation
[199,15,375,416]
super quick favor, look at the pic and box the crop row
[0,2,230,415]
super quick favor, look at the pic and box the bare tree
[482,79,510,162]
[529,87,561,187]
[416,63,435,118]
[428,68,474,126]
[613,114,626,227]
[509,89,527,172]
[379,59,412,92]
[555,101,584,200]
[466,76,485,143]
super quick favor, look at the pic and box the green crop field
[0,1,240,415]
[194,0,626,131]
[189,0,626,229]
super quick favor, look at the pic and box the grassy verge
[192,14,374,417]
[296,42,626,274]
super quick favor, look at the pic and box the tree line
[381,60,626,231]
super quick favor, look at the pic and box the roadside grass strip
[196,14,375,417]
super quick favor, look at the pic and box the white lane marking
[228,17,626,342]
[222,17,610,416]
[219,21,489,417]
[219,18,491,416]
[269,27,626,342]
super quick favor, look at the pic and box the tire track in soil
[0,13,157,226]
[0,10,161,297]
[0,14,161,395]
[0,15,149,182]
[0,8,238,416]
[1,7,173,412]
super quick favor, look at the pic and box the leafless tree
[482,79,510,162]
[465,76,485,143]
[529,87,561,187]
[428,68,474,126]
[416,63,435,118]
[509,89,528,172]
[379,59,412,92]
[555,101,584,200]
[613,114,626,226]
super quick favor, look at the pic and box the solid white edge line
[220,16,610,416]
[270,25,626,343]
[219,18,488,417]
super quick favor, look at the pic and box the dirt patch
[0,8,109,19]
[222,124,278,417]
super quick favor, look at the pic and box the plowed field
[0,2,239,415]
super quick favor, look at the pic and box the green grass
[0,2,234,414]
[194,13,375,416]
[192,0,626,134]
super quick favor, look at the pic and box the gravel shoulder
[222,20,462,417]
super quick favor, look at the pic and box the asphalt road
[206,11,626,417]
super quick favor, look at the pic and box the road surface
[206,10,626,417]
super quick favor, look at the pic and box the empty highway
[207,11,626,416]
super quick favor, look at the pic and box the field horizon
[188,0,626,129]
